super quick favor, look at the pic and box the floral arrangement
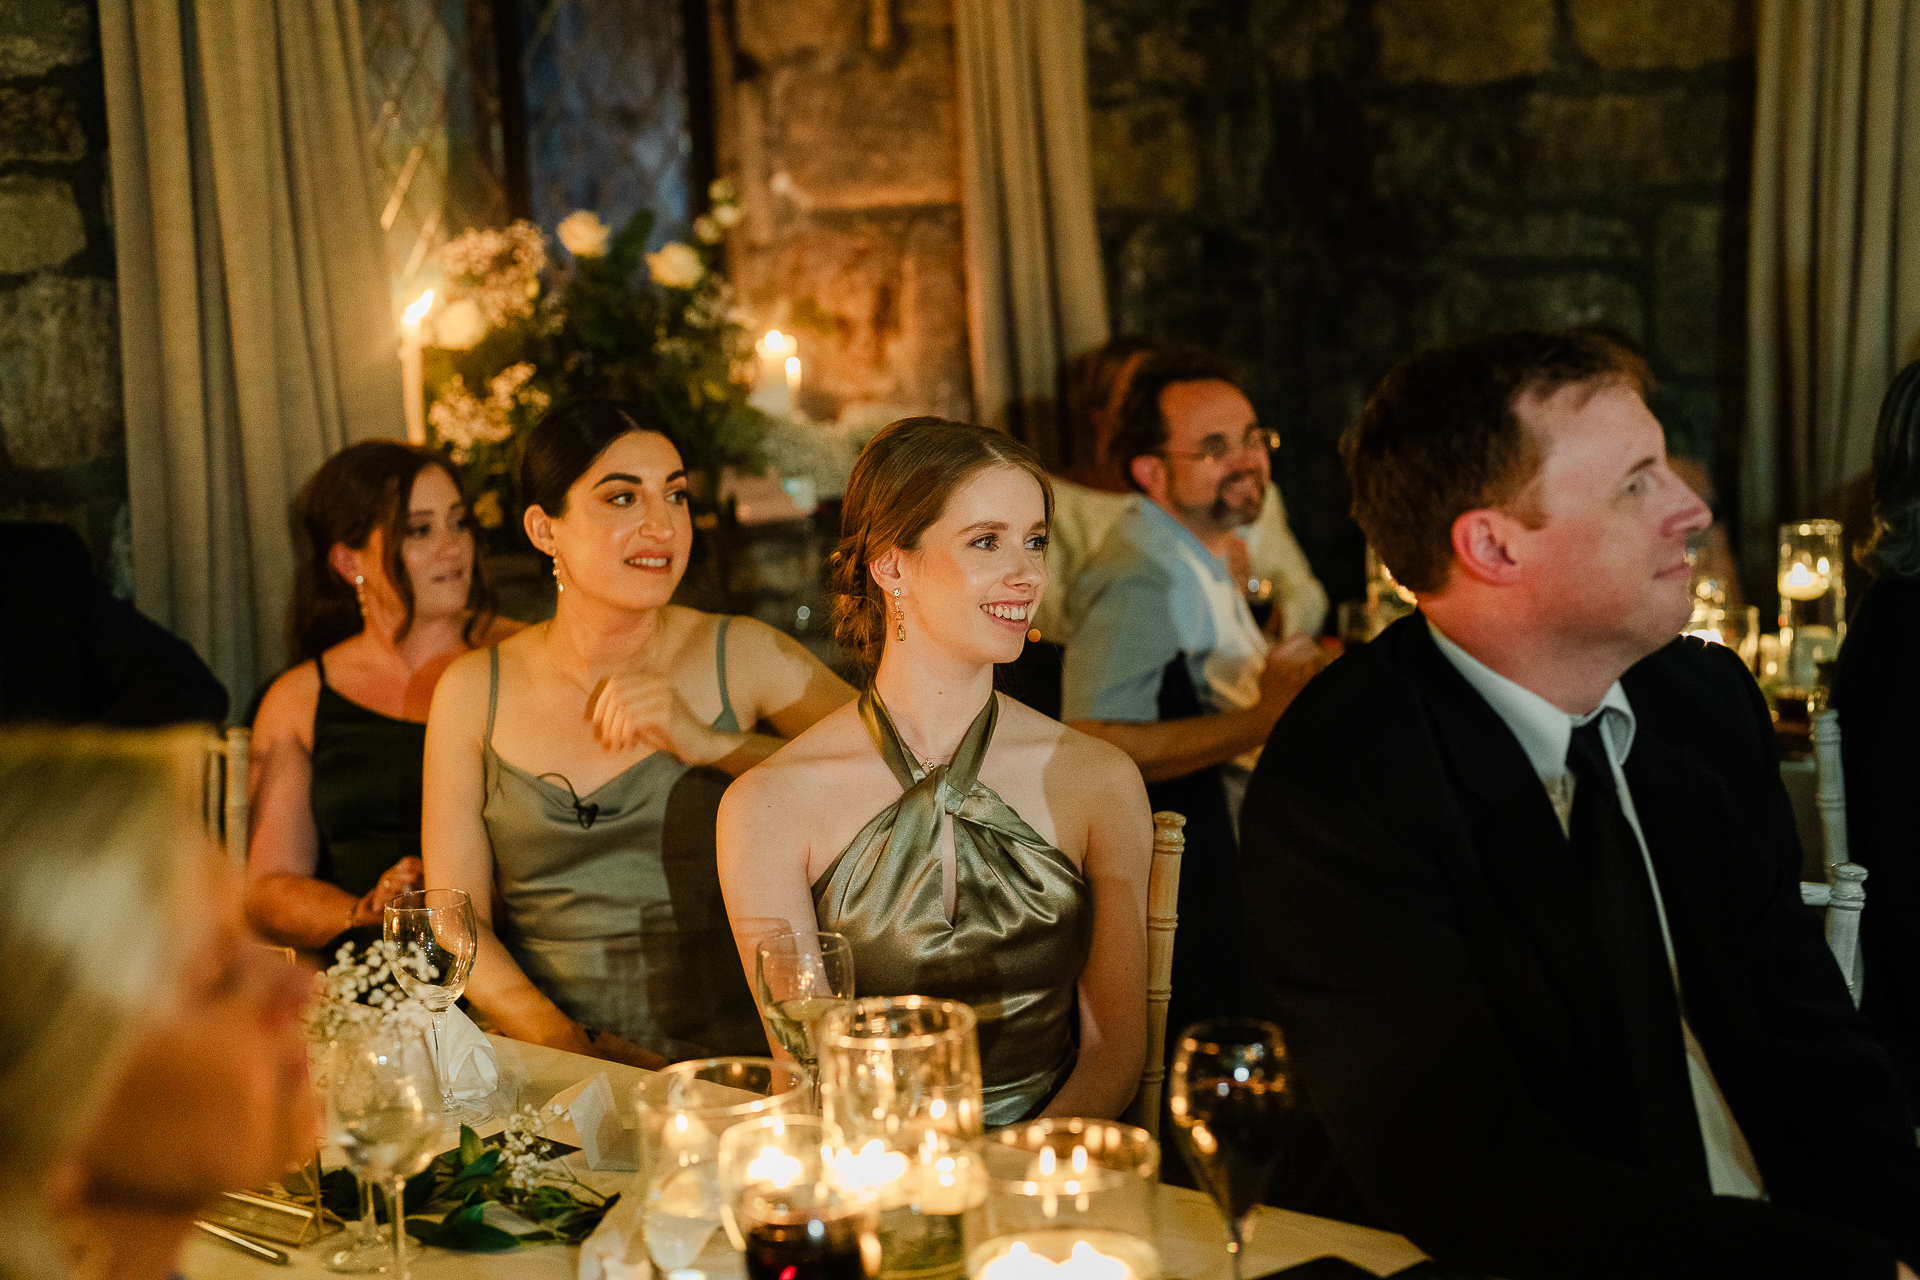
[302,937,436,1049]
[422,181,768,550]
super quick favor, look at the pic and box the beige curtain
[100,0,400,706]
[1747,0,1920,589]
[955,0,1109,468]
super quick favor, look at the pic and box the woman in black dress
[244,442,520,951]
[1831,357,1920,1110]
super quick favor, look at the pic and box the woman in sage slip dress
[424,400,854,1070]
[719,417,1152,1124]
[246,442,519,952]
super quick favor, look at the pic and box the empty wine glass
[1169,1018,1298,1280]
[754,930,855,1095]
[383,888,481,1120]
[324,1025,442,1280]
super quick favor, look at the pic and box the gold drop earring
[353,574,366,614]
[892,587,905,642]
[551,552,564,593]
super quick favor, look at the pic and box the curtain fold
[955,0,1109,466]
[100,0,400,707]
[1747,0,1920,590]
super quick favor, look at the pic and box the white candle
[751,329,800,419]
[400,289,434,444]
[974,1238,1138,1280]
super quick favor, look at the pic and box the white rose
[646,241,705,290]
[711,202,741,228]
[556,209,611,258]
[430,298,488,350]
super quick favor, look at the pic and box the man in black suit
[1241,330,1920,1278]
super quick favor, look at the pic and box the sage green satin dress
[812,687,1093,1126]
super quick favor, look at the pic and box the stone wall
[0,0,126,592]
[1085,0,1757,607]
[709,0,973,425]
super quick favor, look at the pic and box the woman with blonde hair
[0,726,312,1280]
[719,417,1151,1124]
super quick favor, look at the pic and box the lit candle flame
[975,1240,1137,1280]
[403,289,434,330]
[743,1144,805,1189]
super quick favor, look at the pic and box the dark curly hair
[830,417,1053,674]
[289,441,495,662]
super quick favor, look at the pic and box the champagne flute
[754,930,855,1092]
[1169,1017,1297,1280]
[383,888,481,1120]
[325,1025,442,1280]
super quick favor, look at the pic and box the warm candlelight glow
[829,1139,909,1198]
[751,329,802,419]
[403,289,435,329]
[1778,560,1830,601]
[975,1239,1136,1280]
[744,1143,805,1189]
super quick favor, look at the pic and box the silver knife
[193,1219,291,1265]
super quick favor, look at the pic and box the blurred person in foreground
[246,441,521,953]
[1062,348,1327,1043]
[1832,355,1920,1115]
[1243,329,1920,1278]
[0,726,311,1280]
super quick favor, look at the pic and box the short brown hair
[1342,328,1653,593]
[1109,347,1243,494]
[831,417,1053,673]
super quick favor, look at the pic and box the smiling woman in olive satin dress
[719,417,1151,1125]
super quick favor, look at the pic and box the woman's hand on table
[347,856,423,928]
[551,1019,669,1072]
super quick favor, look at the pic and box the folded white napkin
[432,1006,499,1101]
[578,1189,652,1280]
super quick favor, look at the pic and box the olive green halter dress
[812,687,1093,1126]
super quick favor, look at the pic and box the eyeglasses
[1158,426,1280,464]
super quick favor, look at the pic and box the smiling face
[530,429,692,609]
[1141,379,1270,538]
[1506,378,1712,662]
[889,464,1049,668]
[73,854,313,1214]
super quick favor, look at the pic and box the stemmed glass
[383,888,481,1120]
[754,930,855,1097]
[1169,1017,1298,1280]
[324,1025,442,1280]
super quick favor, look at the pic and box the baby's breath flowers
[303,937,438,1048]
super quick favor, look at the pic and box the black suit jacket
[0,522,228,727]
[1241,614,1920,1279]
[1832,574,1920,1111]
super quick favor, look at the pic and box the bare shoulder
[254,660,320,746]
[431,643,498,721]
[995,694,1140,784]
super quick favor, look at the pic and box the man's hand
[348,856,423,928]
[1256,634,1325,729]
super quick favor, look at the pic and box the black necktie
[1565,719,1711,1191]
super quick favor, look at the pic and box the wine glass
[383,888,481,1120]
[324,1025,442,1280]
[719,1114,881,1280]
[754,930,855,1095]
[1169,1017,1298,1280]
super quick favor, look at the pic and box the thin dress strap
[485,645,501,743]
[859,685,995,795]
[714,616,736,726]
[314,651,328,686]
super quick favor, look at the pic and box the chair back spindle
[1123,810,1184,1132]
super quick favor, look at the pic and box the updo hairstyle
[520,399,689,574]
[290,441,494,662]
[830,417,1053,673]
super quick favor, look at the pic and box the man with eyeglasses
[1061,347,1327,1043]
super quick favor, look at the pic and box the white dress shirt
[1428,620,1767,1199]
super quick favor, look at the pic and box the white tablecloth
[181,1035,1427,1280]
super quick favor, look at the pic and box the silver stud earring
[892,587,905,642]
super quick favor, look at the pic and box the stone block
[0,275,122,471]
[0,176,86,275]
[1516,88,1731,194]
[1569,0,1750,70]
[0,0,91,78]
[768,31,958,210]
[745,208,969,422]
[1653,202,1723,378]
[1091,99,1198,212]
[734,0,865,68]
[1408,268,1644,349]
[0,85,86,165]
[1374,0,1555,85]
[1448,208,1642,260]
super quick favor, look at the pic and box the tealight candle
[745,1142,806,1190]
[969,1233,1155,1280]
[1778,560,1830,602]
[829,1139,910,1202]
